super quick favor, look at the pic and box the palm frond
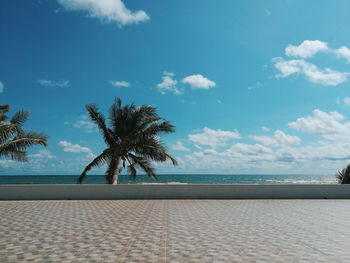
[10,110,30,127]
[0,123,18,144]
[128,153,157,181]
[19,132,48,146]
[127,164,137,182]
[336,164,350,184]
[0,104,10,122]
[165,152,178,166]
[0,150,27,161]
[0,137,47,154]
[77,149,112,184]
[86,104,115,146]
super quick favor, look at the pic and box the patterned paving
[1,200,350,262]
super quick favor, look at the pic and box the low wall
[0,184,350,200]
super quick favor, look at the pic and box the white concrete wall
[1,184,350,200]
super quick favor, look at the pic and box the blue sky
[2,0,350,175]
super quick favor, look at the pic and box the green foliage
[0,104,10,122]
[0,105,48,162]
[336,164,350,184]
[78,98,178,184]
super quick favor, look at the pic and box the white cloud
[57,0,149,25]
[273,57,348,86]
[188,127,240,148]
[153,108,350,175]
[334,46,350,63]
[261,126,270,132]
[59,141,92,153]
[182,74,216,89]
[343,97,350,106]
[110,80,130,87]
[172,141,190,152]
[64,115,97,133]
[248,81,263,90]
[0,160,16,169]
[288,109,350,141]
[29,150,55,159]
[285,40,329,59]
[37,79,69,88]
[156,72,181,95]
[250,130,301,147]
[0,81,4,93]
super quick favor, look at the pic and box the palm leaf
[128,153,157,181]
[336,164,350,184]
[10,110,30,127]
[0,104,10,122]
[86,104,115,146]
[0,123,18,144]
[77,149,112,184]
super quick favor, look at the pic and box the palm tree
[336,164,350,184]
[78,98,178,184]
[0,105,48,161]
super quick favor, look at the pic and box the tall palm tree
[0,105,48,161]
[78,98,178,184]
[336,164,350,184]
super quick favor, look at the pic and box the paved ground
[0,200,350,262]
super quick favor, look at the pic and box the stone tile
[0,200,350,262]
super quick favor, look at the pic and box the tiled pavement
[1,200,350,262]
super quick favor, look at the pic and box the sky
[2,0,350,175]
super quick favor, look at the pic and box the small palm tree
[336,164,350,184]
[0,105,48,161]
[78,98,178,184]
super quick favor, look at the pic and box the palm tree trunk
[107,156,121,184]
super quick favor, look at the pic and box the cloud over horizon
[188,127,240,149]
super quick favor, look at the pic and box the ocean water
[0,174,337,184]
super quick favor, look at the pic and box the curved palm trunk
[106,156,121,184]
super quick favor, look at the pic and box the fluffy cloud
[29,150,55,159]
[285,40,329,59]
[59,141,92,153]
[250,130,301,147]
[110,80,130,87]
[248,81,263,90]
[288,109,350,141]
[261,126,270,132]
[57,0,149,25]
[273,58,348,86]
[188,127,240,148]
[273,40,350,86]
[37,79,69,88]
[182,74,216,89]
[343,97,350,106]
[167,108,350,175]
[156,72,180,95]
[0,81,4,93]
[334,46,350,63]
[64,115,97,133]
[172,141,190,152]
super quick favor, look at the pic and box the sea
[0,174,337,184]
